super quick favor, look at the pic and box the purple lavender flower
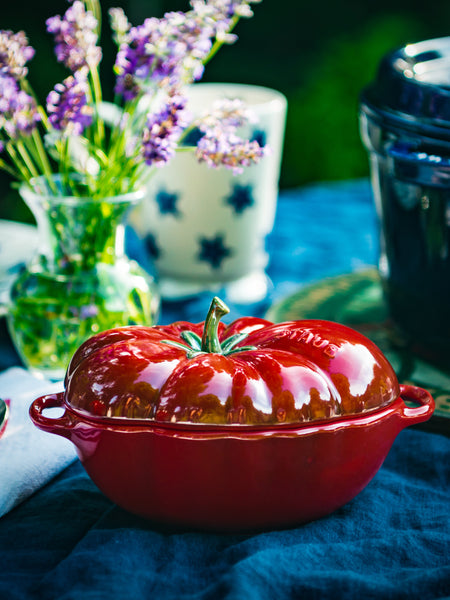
[113,18,156,100]
[0,29,35,80]
[46,0,101,72]
[80,304,99,319]
[0,73,40,138]
[114,10,214,100]
[0,74,17,113]
[141,94,188,166]
[46,73,93,136]
[109,7,131,46]
[190,0,261,43]
[195,129,267,174]
[113,0,264,101]
[204,0,262,20]
[193,94,268,172]
[197,98,255,133]
[193,96,267,172]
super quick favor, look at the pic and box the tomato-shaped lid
[64,298,400,426]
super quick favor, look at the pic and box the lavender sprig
[47,0,104,148]
[196,130,267,174]
[142,93,189,167]
[197,97,255,132]
[0,74,40,138]
[113,11,214,101]
[0,73,45,182]
[191,96,267,173]
[46,0,101,72]
[0,0,265,198]
[47,72,93,136]
[112,0,261,101]
[109,7,131,47]
[0,29,35,80]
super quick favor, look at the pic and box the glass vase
[7,175,160,380]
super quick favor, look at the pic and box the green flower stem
[107,128,129,169]
[0,157,20,179]
[30,129,56,185]
[8,142,34,182]
[22,136,41,166]
[99,110,143,193]
[131,163,156,189]
[97,158,131,197]
[36,105,51,131]
[91,146,109,168]
[21,80,51,132]
[17,140,41,179]
[99,97,147,192]
[18,81,57,192]
[5,143,31,182]
[96,103,138,195]
[85,0,101,36]
[202,15,240,67]
[201,296,230,353]
[59,138,71,193]
[22,132,58,195]
[84,0,103,147]
[81,136,109,171]
[89,65,105,146]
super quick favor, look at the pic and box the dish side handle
[398,384,435,427]
[29,392,74,439]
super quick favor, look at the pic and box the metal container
[360,37,450,365]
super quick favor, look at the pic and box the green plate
[266,269,450,425]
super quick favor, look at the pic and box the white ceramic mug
[130,83,287,302]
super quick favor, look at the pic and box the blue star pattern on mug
[250,128,267,147]
[182,126,203,146]
[144,233,161,259]
[225,184,255,214]
[197,234,232,269]
[155,189,181,216]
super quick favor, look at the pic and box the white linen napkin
[0,367,77,518]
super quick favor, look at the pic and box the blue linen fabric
[0,180,449,600]
[0,430,448,600]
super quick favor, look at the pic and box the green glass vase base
[7,177,160,380]
[8,259,158,380]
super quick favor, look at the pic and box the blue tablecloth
[0,180,449,600]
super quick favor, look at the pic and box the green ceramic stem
[201,297,230,354]
[162,297,255,357]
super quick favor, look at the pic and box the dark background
[2,0,450,222]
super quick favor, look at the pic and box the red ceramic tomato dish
[30,298,434,532]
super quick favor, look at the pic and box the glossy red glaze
[30,385,434,531]
[63,318,400,425]
[29,309,435,530]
